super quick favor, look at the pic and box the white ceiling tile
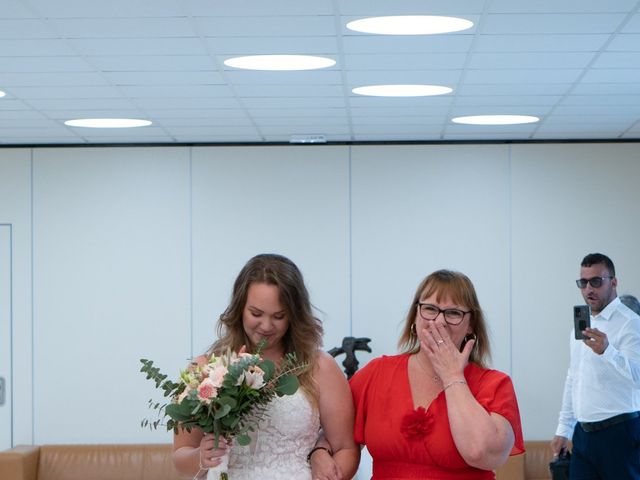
[561,95,640,105]
[468,52,594,69]
[0,56,93,73]
[243,97,346,108]
[8,85,121,99]
[144,108,248,119]
[134,98,241,109]
[553,105,640,115]
[481,14,627,34]
[171,135,263,143]
[158,117,253,127]
[593,51,640,67]
[27,0,184,18]
[0,72,110,87]
[571,83,640,94]
[346,70,461,85]
[223,70,341,85]
[89,55,215,72]
[0,19,56,38]
[250,116,347,126]
[248,108,347,118]
[464,68,582,84]
[1,0,39,18]
[621,14,640,33]
[67,38,207,56]
[117,85,234,98]
[165,126,259,136]
[0,39,78,56]
[210,37,338,55]
[102,71,225,86]
[194,16,337,37]
[475,34,609,52]
[21,98,139,110]
[46,110,144,120]
[454,95,562,106]
[345,53,468,70]
[348,96,453,109]
[233,85,344,97]
[340,0,485,16]
[343,35,473,54]
[48,18,196,38]
[606,34,640,50]
[185,0,335,16]
[457,84,572,95]
[260,125,348,135]
[488,0,638,14]
[581,68,640,83]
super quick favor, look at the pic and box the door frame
[0,224,13,449]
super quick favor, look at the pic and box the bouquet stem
[207,451,229,480]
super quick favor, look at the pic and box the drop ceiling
[1,0,640,145]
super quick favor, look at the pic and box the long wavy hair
[207,253,323,403]
[398,269,491,368]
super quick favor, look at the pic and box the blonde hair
[398,269,491,368]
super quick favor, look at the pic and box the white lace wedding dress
[226,390,320,479]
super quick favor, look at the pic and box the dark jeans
[571,415,640,479]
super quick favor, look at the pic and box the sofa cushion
[37,444,180,480]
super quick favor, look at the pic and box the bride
[172,254,360,480]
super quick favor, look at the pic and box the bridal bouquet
[140,343,307,480]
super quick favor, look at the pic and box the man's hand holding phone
[582,327,609,355]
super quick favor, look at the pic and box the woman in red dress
[311,269,524,480]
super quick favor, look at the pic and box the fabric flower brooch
[400,406,432,440]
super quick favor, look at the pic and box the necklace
[414,353,441,383]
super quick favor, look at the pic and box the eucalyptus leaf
[275,374,299,396]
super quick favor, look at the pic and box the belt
[580,411,640,432]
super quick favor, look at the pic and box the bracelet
[443,380,467,391]
[306,446,333,463]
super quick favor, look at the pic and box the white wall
[1,142,639,451]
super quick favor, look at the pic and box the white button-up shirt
[556,297,640,438]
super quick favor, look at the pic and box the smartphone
[573,305,591,340]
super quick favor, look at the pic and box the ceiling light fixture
[346,15,473,35]
[64,118,152,128]
[224,55,336,71]
[451,115,539,125]
[0,90,6,98]
[353,84,452,97]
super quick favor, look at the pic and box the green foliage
[139,348,309,449]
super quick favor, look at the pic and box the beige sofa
[0,444,181,480]
[496,441,557,480]
[0,441,555,480]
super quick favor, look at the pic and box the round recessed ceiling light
[0,90,6,98]
[346,15,473,35]
[64,118,152,128]
[224,55,336,71]
[353,84,452,97]
[452,115,539,125]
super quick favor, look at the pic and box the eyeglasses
[575,276,613,289]
[416,303,470,326]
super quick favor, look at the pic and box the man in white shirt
[551,253,640,479]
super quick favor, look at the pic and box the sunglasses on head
[575,276,613,289]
